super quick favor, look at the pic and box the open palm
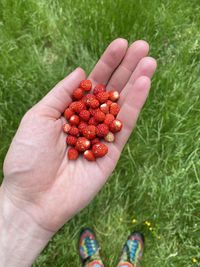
[2,39,156,233]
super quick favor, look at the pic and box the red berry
[80,80,92,91]
[75,137,91,152]
[104,131,115,142]
[83,94,96,106]
[64,80,123,162]
[100,103,109,114]
[78,121,88,134]
[83,150,96,161]
[69,115,80,125]
[93,84,106,95]
[91,138,100,145]
[89,98,100,109]
[104,114,115,126]
[96,92,109,103]
[66,135,77,146]
[96,123,109,137]
[89,107,99,116]
[106,100,113,107]
[88,117,98,126]
[82,125,96,140]
[109,119,123,133]
[79,110,90,121]
[94,110,106,122]
[72,88,84,100]
[63,123,71,133]
[92,143,108,158]
[109,90,120,101]
[69,101,85,113]
[68,102,76,111]
[110,103,120,116]
[68,126,79,136]
[64,108,74,120]
[68,148,79,160]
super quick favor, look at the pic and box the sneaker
[79,227,104,266]
[118,231,144,267]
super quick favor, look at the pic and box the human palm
[2,39,156,233]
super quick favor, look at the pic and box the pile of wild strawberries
[63,80,122,161]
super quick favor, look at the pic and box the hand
[0,38,156,266]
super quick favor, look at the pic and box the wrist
[0,185,54,267]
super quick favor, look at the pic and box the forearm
[0,186,53,267]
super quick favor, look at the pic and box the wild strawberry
[100,103,109,114]
[66,135,77,146]
[69,115,80,125]
[72,88,84,100]
[106,100,113,107]
[80,80,92,91]
[104,114,115,126]
[88,117,98,126]
[68,148,79,160]
[69,101,85,113]
[82,94,95,106]
[79,110,90,121]
[110,103,120,116]
[94,110,106,122]
[68,126,79,136]
[96,91,109,103]
[75,137,91,152]
[82,125,96,140]
[109,119,123,133]
[96,124,109,137]
[91,138,100,145]
[63,80,123,161]
[89,107,99,116]
[69,102,76,111]
[78,121,88,134]
[89,98,100,109]
[92,143,108,158]
[93,84,106,95]
[104,131,115,142]
[83,150,96,161]
[109,90,120,101]
[64,108,74,120]
[63,123,71,133]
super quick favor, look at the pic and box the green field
[0,0,200,266]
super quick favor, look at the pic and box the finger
[119,57,157,104]
[107,76,151,163]
[106,40,149,92]
[88,38,128,86]
[36,68,86,118]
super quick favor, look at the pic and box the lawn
[0,0,200,266]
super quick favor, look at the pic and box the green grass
[0,0,200,266]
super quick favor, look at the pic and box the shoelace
[85,236,98,258]
[127,239,141,263]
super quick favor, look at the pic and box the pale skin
[0,38,157,267]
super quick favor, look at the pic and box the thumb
[37,67,86,118]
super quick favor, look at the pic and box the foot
[117,232,144,267]
[79,228,104,267]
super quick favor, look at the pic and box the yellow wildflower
[144,221,151,227]
[192,258,198,263]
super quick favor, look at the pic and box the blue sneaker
[117,232,144,267]
[79,228,104,267]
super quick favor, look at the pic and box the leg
[117,232,144,267]
[79,228,104,267]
